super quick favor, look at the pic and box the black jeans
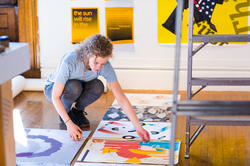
[44,79,104,112]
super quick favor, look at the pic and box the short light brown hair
[76,34,113,70]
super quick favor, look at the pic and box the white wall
[37,0,250,91]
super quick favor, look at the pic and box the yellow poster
[158,0,249,44]
[71,8,99,44]
[105,7,134,44]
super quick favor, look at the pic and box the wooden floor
[14,90,250,166]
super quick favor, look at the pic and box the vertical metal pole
[169,0,184,165]
[187,0,194,100]
[185,116,191,158]
[185,0,195,159]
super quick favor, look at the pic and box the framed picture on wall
[71,8,99,44]
[105,7,134,44]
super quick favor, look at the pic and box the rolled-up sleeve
[99,61,117,83]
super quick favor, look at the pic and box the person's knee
[63,80,83,97]
[74,79,104,109]
[91,79,104,96]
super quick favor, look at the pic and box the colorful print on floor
[77,139,181,165]
[93,120,171,140]
[74,162,165,166]
[103,105,171,122]
[15,128,91,166]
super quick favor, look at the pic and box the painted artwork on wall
[71,8,99,44]
[103,106,171,122]
[15,128,91,166]
[77,139,181,165]
[158,0,249,44]
[92,120,171,140]
[105,7,134,44]
[112,93,178,107]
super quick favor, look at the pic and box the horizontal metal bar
[193,34,250,42]
[190,116,250,121]
[192,77,250,86]
[176,100,250,115]
[190,118,250,126]
[179,106,250,111]
[177,108,250,116]
[178,100,250,106]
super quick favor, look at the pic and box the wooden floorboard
[13,90,250,166]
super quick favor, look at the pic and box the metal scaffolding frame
[169,0,250,165]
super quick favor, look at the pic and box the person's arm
[108,80,150,142]
[52,81,82,141]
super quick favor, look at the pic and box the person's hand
[136,126,150,142]
[66,120,83,141]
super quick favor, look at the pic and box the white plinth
[0,42,30,84]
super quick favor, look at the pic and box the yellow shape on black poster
[158,0,249,44]
[106,7,134,44]
[72,8,99,44]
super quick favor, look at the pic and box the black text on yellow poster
[72,8,99,44]
[106,7,134,44]
[158,0,249,44]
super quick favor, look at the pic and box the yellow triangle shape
[125,157,142,163]
[102,148,118,154]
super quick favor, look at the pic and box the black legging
[44,79,104,112]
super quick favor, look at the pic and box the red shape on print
[98,126,118,134]
[109,121,124,126]
[104,140,149,159]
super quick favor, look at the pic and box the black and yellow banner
[106,7,134,44]
[158,0,249,44]
[71,8,99,44]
